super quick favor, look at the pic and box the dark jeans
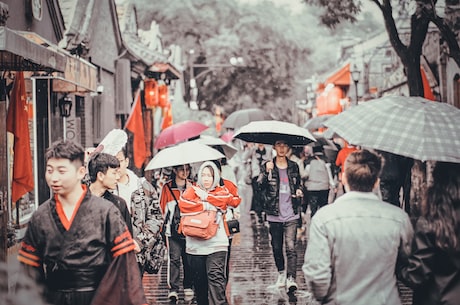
[306,190,329,217]
[251,178,263,217]
[268,220,298,279]
[187,251,228,305]
[167,237,193,292]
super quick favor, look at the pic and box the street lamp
[189,57,244,110]
[351,65,361,105]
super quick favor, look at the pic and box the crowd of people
[14,126,460,305]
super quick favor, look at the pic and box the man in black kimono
[18,140,147,305]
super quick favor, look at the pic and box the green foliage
[134,0,383,121]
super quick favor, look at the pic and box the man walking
[303,150,413,305]
[258,139,303,292]
[18,140,146,305]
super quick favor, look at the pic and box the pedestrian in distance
[160,164,195,302]
[301,145,336,217]
[251,143,273,223]
[303,149,413,305]
[398,161,460,305]
[179,161,237,305]
[17,140,146,305]
[258,139,303,293]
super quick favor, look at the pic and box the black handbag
[226,219,240,234]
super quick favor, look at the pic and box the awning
[0,26,97,93]
[0,26,66,72]
[146,62,181,80]
[325,63,350,86]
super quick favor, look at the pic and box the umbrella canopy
[154,120,209,150]
[145,141,225,170]
[323,96,460,163]
[220,130,234,143]
[303,114,334,130]
[193,135,238,159]
[234,120,316,146]
[222,108,271,130]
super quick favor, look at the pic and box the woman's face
[200,166,214,189]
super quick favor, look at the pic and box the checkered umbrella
[323,96,460,163]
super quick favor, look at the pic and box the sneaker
[168,291,178,302]
[184,288,194,301]
[286,276,298,292]
[275,272,286,287]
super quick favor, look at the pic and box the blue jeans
[268,220,298,279]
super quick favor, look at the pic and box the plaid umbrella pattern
[323,96,460,163]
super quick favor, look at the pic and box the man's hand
[295,189,303,198]
[266,161,274,172]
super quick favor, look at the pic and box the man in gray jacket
[303,149,413,305]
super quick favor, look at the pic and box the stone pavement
[142,208,414,305]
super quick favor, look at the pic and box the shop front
[0,25,96,259]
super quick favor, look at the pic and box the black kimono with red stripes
[18,186,147,305]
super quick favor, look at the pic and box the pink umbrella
[154,120,209,149]
[220,130,234,143]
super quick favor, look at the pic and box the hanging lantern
[144,79,159,108]
[158,84,169,108]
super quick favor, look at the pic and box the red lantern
[144,79,159,108]
[158,84,169,108]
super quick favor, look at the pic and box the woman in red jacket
[179,161,237,305]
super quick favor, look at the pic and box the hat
[312,145,324,155]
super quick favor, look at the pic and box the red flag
[421,67,435,101]
[124,90,147,168]
[161,102,173,130]
[6,72,34,202]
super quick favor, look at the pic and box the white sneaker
[275,272,286,287]
[286,276,298,292]
[168,291,178,302]
[184,288,194,301]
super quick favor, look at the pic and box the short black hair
[87,153,120,183]
[45,140,85,166]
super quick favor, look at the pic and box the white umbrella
[234,120,316,146]
[323,96,460,163]
[193,135,238,159]
[145,141,225,170]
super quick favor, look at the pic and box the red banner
[6,72,34,202]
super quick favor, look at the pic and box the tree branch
[430,15,460,67]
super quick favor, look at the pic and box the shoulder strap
[165,183,179,204]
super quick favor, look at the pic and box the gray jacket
[303,191,413,305]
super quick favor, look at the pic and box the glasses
[274,142,288,147]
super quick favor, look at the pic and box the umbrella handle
[268,170,272,180]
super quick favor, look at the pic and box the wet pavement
[142,194,413,305]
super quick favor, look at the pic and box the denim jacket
[303,192,413,305]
